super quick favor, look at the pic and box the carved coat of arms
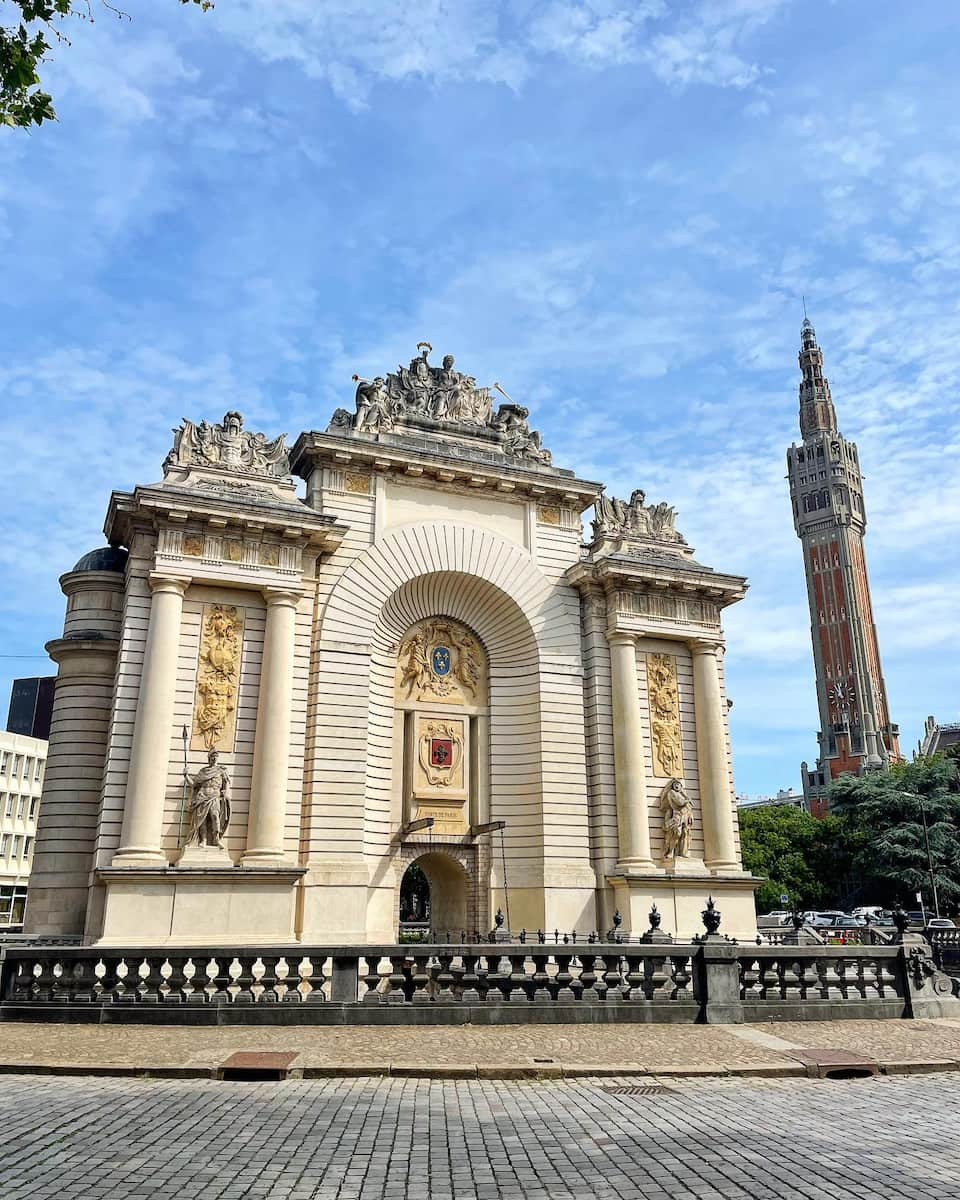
[397,619,484,704]
[418,720,464,787]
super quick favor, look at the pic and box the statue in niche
[660,778,694,859]
[184,749,232,848]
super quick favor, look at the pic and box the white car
[926,918,956,929]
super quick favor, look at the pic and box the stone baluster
[386,955,408,1004]
[689,640,739,870]
[302,956,328,1003]
[114,574,190,866]
[362,956,383,1004]
[233,955,257,1005]
[259,955,282,1004]
[163,956,188,1004]
[243,588,301,865]
[607,633,655,869]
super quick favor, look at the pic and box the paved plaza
[3,1071,959,1200]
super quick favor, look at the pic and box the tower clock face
[829,681,848,705]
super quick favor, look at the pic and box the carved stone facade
[191,604,244,752]
[647,653,683,778]
[25,342,760,947]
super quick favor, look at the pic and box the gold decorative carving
[647,652,683,778]
[223,539,243,562]
[396,617,486,706]
[417,719,464,788]
[537,505,560,525]
[345,473,371,494]
[183,534,204,557]
[191,604,244,752]
[259,544,280,567]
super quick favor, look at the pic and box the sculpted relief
[396,617,486,706]
[330,343,552,464]
[192,604,244,753]
[164,410,291,480]
[647,652,683,778]
[592,489,687,548]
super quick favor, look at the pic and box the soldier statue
[184,749,231,848]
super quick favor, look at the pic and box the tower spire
[785,319,900,816]
[797,313,837,437]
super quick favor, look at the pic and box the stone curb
[0,1058,957,1081]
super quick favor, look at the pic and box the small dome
[71,545,129,574]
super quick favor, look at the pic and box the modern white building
[0,731,46,930]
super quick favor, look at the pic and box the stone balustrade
[0,939,956,1025]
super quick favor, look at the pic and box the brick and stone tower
[786,317,900,816]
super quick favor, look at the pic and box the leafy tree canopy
[830,754,960,910]
[738,803,851,913]
[2,1,211,128]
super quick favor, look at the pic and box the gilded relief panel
[395,617,487,706]
[191,603,244,752]
[647,652,683,778]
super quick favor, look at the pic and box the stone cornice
[105,484,347,551]
[290,430,603,510]
[565,555,748,608]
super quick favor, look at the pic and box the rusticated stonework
[396,617,486,706]
[191,604,244,752]
[647,652,683,778]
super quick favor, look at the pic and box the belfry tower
[786,317,899,816]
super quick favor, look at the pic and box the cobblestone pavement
[3,1072,960,1199]
[0,1021,786,1071]
[2,1018,960,1075]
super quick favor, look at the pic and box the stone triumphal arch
[24,344,759,945]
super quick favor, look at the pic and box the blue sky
[1,0,958,795]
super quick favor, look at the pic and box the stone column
[243,588,301,866]
[690,639,738,870]
[113,574,190,866]
[608,632,654,869]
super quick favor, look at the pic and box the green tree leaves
[1,1,211,128]
[738,804,850,912]
[830,755,960,909]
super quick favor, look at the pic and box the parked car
[830,915,866,928]
[925,918,956,930]
[852,906,885,921]
[906,911,926,924]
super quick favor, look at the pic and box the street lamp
[900,790,941,919]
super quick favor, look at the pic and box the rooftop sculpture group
[164,411,291,480]
[330,343,552,464]
[591,489,687,548]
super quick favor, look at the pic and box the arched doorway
[398,851,469,937]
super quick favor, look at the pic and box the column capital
[148,572,191,597]
[687,637,723,657]
[262,587,303,609]
[606,631,636,648]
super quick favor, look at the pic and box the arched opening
[399,863,430,928]
[400,852,468,936]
